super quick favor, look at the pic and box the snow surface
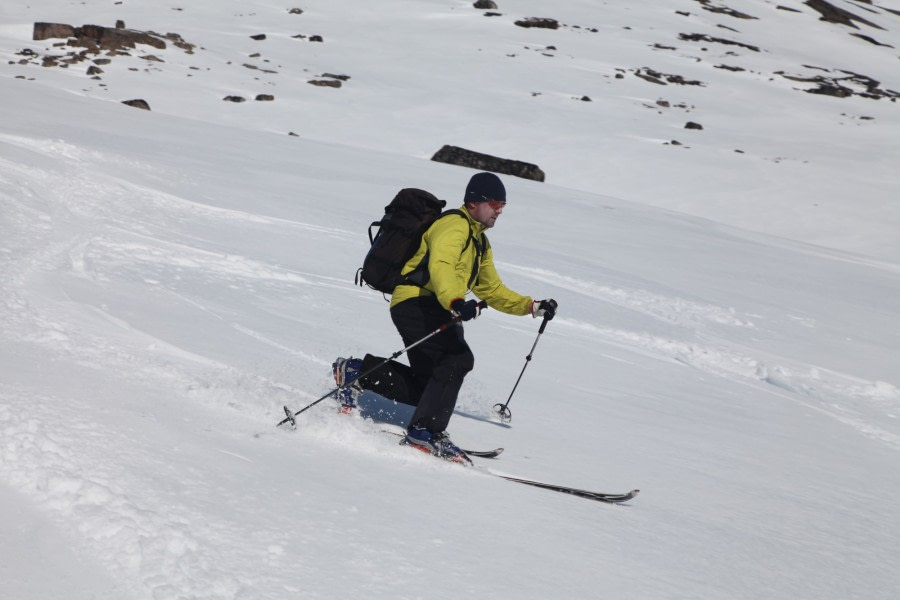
[2,1,900,598]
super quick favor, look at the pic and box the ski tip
[463,447,504,459]
[613,489,640,503]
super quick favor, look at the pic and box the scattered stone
[223,95,247,102]
[78,24,166,50]
[122,99,150,110]
[288,8,304,15]
[309,35,324,42]
[685,121,704,130]
[776,69,900,99]
[678,33,761,52]
[255,94,275,101]
[635,67,705,86]
[514,17,559,30]
[579,95,592,102]
[308,79,341,88]
[715,64,746,71]
[804,0,883,30]
[243,63,278,74]
[250,34,267,41]
[321,73,351,81]
[86,65,103,75]
[635,70,666,85]
[163,32,195,54]
[473,0,498,8]
[850,33,893,47]
[33,22,76,40]
[692,0,757,19]
[36,21,194,55]
[28,21,196,68]
[431,145,545,182]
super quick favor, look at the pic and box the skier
[334,172,557,461]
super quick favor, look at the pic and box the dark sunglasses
[485,200,506,210]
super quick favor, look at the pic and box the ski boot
[401,426,470,465]
[332,357,363,414]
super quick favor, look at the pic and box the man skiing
[334,172,557,462]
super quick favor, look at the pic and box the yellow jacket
[390,206,533,315]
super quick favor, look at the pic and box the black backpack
[355,188,479,295]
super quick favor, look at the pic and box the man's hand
[451,298,482,321]
[531,299,558,320]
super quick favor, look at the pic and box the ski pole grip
[539,316,550,334]
[537,299,557,333]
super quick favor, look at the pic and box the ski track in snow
[500,262,755,329]
[558,317,900,450]
[2,5,900,594]
[1,135,344,413]
[499,265,900,450]
[502,264,900,450]
[0,387,308,600]
[0,390,211,599]
[7,133,897,457]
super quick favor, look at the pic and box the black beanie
[464,172,506,204]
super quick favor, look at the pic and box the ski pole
[277,300,488,428]
[493,311,553,423]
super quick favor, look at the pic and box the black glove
[451,298,482,321]
[531,299,558,320]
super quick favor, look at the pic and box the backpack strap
[354,219,386,287]
[469,231,489,288]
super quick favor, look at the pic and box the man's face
[468,200,506,228]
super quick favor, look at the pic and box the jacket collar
[458,205,487,236]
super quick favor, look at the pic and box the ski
[485,471,639,504]
[464,447,504,459]
[390,432,636,503]
[386,431,635,502]
[286,407,632,503]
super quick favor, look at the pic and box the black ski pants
[358,296,474,434]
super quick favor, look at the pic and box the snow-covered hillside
[6,0,900,260]
[2,1,900,599]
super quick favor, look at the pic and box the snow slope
[5,0,900,260]
[2,1,900,599]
